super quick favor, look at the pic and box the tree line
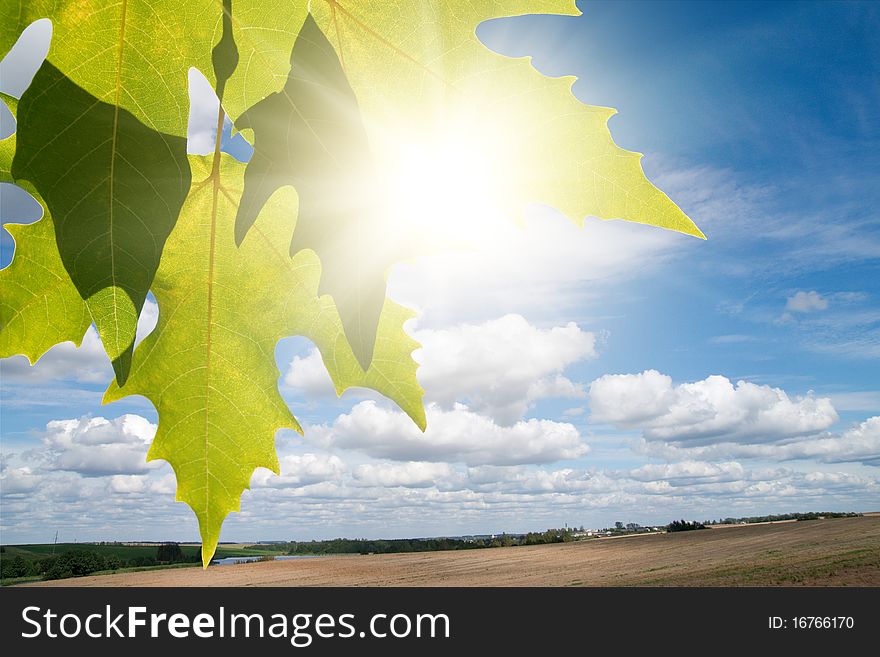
[0,543,197,581]
[270,528,579,556]
[705,511,860,525]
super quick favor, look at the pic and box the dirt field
[24,515,880,587]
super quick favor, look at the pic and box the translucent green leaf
[0,209,91,363]
[1,1,216,137]
[11,62,191,383]
[105,154,423,565]
[1,96,90,362]
[225,1,702,239]
[234,14,393,370]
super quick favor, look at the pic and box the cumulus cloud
[1,327,114,384]
[638,417,880,466]
[589,370,837,444]
[306,401,589,466]
[786,290,829,313]
[41,414,157,476]
[3,431,879,543]
[626,461,746,485]
[0,299,159,384]
[464,465,618,495]
[251,453,346,488]
[414,314,595,423]
[353,461,454,488]
[108,474,147,494]
[285,314,596,424]
[0,464,42,495]
[283,349,337,396]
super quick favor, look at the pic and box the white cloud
[0,465,42,495]
[1,327,112,384]
[353,461,454,488]
[251,453,346,488]
[627,461,746,485]
[135,298,159,344]
[786,290,828,313]
[149,473,178,496]
[42,414,157,476]
[306,401,589,466]
[284,314,596,424]
[589,369,676,426]
[283,349,337,396]
[186,68,250,160]
[108,474,147,494]
[0,299,159,384]
[387,206,685,326]
[3,430,878,544]
[638,416,880,466]
[414,314,595,423]
[590,370,838,444]
[187,68,220,155]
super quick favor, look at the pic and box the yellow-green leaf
[0,209,91,363]
[1,1,215,136]
[12,62,191,383]
[234,14,393,371]
[226,1,702,238]
[1,95,91,361]
[105,153,423,565]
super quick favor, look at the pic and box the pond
[211,555,322,566]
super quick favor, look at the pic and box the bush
[666,519,707,533]
[157,542,184,563]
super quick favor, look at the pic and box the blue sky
[1,1,878,544]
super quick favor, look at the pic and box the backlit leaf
[234,14,393,370]
[105,153,423,565]
[11,62,191,383]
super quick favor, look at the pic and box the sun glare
[381,122,516,252]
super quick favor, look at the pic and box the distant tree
[0,555,28,578]
[666,519,707,533]
[157,542,184,563]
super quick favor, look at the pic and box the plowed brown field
[24,515,880,587]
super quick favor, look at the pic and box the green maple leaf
[10,62,191,383]
[234,13,392,370]
[0,1,214,136]
[104,153,423,566]
[0,1,233,381]
[0,93,91,362]
[222,1,703,238]
[0,209,92,363]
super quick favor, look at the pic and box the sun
[379,118,519,254]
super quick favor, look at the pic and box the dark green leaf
[234,13,391,371]
[11,62,191,383]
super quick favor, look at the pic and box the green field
[0,542,287,585]
[2,542,281,560]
